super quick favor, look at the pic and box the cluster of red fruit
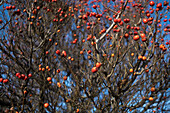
[131,33,146,42]
[78,14,88,20]
[91,62,102,73]
[150,1,169,11]
[0,78,9,83]
[56,50,67,57]
[123,18,130,23]
[72,39,78,44]
[159,44,167,52]
[5,5,16,10]
[15,73,32,80]
[0,5,17,24]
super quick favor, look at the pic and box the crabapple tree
[0,0,169,112]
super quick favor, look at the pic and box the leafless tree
[0,0,169,113]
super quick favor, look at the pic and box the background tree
[0,0,169,112]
